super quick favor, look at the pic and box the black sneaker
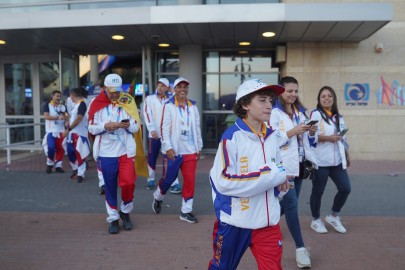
[46,165,52,174]
[119,211,133,230]
[108,220,119,234]
[180,212,198,223]
[55,167,65,173]
[152,199,162,214]
[70,170,78,179]
[77,176,84,183]
[99,185,105,195]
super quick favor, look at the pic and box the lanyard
[325,110,339,131]
[106,105,121,122]
[178,104,190,128]
[50,101,62,114]
[292,104,300,125]
[242,119,266,140]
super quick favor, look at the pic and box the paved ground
[0,151,404,270]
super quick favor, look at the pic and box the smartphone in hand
[121,119,129,123]
[339,129,349,136]
[306,120,318,126]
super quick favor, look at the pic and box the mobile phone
[121,119,129,123]
[306,120,318,126]
[339,129,349,136]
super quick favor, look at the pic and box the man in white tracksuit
[88,74,139,234]
[152,77,203,223]
[143,78,181,192]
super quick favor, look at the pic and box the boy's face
[243,93,273,122]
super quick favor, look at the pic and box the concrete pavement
[0,151,404,269]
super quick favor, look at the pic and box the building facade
[0,0,402,160]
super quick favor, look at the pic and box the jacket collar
[235,117,273,140]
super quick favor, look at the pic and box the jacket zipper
[259,135,271,227]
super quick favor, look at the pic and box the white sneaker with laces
[296,247,311,269]
[325,215,347,233]
[310,219,328,234]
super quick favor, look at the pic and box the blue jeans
[280,177,304,248]
[310,164,351,219]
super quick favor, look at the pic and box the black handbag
[299,158,313,179]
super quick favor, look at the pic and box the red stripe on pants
[118,155,136,204]
[180,153,197,201]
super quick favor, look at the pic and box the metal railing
[0,123,44,165]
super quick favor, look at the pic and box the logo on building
[344,83,370,106]
[376,76,405,107]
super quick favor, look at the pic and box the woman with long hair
[309,86,351,234]
[269,76,316,269]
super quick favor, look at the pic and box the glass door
[59,49,79,99]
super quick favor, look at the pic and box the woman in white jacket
[269,76,316,269]
[309,86,351,234]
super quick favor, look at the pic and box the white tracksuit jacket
[88,104,139,160]
[270,104,317,176]
[160,97,203,155]
[142,92,169,138]
[310,109,349,169]
[209,118,288,229]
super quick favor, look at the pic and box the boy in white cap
[152,77,203,223]
[88,74,141,234]
[142,78,181,192]
[207,79,291,270]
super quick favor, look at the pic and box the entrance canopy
[0,3,393,56]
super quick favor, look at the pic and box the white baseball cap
[104,74,123,92]
[174,77,190,88]
[235,79,285,102]
[158,78,170,87]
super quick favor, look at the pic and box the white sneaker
[325,215,347,233]
[311,219,328,234]
[296,247,311,269]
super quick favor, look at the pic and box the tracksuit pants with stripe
[153,153,197,213]
[208,220,283,270]
[67,133,90,177]
[98,155,136,223]
[45,132,65,168]
[147,138,180,186]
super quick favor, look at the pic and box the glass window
[5,119,34,144]
[155,51,180,93]
[156,52,179,74]
[61,55,79,98]
[203,50,279,150]
[40,62,60,114]
[4,63,33,116]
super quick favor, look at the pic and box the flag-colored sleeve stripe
[222,166,271,181]
[222,139,230,168]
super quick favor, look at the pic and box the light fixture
[158,43,170,48]
[0,40,6,45]
[262,32,276,38]
[238,50,248,54]
[112,35,124,40]
[239,41,250,46]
